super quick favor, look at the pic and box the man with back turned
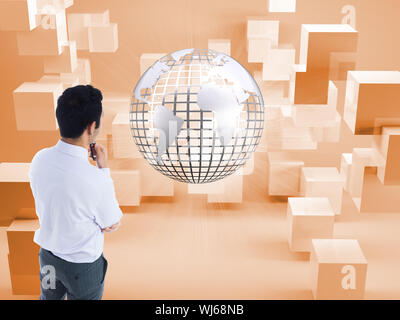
[29,85,123,300]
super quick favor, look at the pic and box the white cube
[110,169,140,206]
[268,152,304,196]
[268,0,296,12]
[287,197,335,252]
[300,167,345,215]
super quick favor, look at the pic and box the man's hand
[101,222,120,233]
[94,143,108,169]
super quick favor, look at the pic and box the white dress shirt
[29,139,123,263]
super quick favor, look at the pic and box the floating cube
[140,53,167,76]
[248,38,272,63]
[208,39,231,56]
[60,58,91,86]
[262,44,295,81]
[261,105,284,151]
[112,113,141,159]
[110,170,140,206]
[0,163,34,225]
[43,41,78,73]
[264,105,317,151]
[38,74,78,91]
[292,81,338,127]
[0,163,34,226]
[257,78,290,106]
[343,71,400,135]
[300,167,345,215]
[208,169,243,203]
[289,64,306,104]
[247,18,279,44]
[88,23,118,53]
[88,9,109,27]
[268,152,304,196]
[247,18,279,63]
[329,52,357,81]
[68,10,114,52]
[373,127,400,185]
[7,219,40,295]
[16,208,37,220]
[268,0,296,12]
[310,239,368,300]
[281,126,318,150]
[287,197,334,252]
[310,113,341,143]
[347,148,384,200]
[98,93,130,139]
[242,154,254,175]
[356,166,400,213]
[133,159,174,197]
[67,13,91,50]
[16,9,68,55]
[13,82,63,131]
[7,219,39,266]
[295,24,358,104]
[0,0,38,31]
[188,179,225,195]
[8,268,41,295]
[36,0,74,11]
[340,153,353,192]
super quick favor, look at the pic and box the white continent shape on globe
[197,83,243,147]
[171,48,194,62]
[134,60,170,103]
[213,54,259,98]
[153,105,184,161]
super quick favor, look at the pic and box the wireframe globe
[130,49,264,184]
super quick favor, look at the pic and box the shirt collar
[55,139,89,162]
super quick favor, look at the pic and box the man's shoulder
[32,145,54,161]
[30,147,53,168]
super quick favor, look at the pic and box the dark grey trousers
[38,248,108,300]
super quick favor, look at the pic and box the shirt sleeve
[28,152,39,197]
[100,167,111,177]
[94,173,123,229]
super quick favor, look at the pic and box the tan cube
[311,239,368,300]
[112,113,141,159]
[268,152,304,196]
[208,169,243,203]
[43,41,78,73]
[7,219,41,295]
[13,82,63,131]
[17,10,68,55]
[0,163,35,226]
[300,167,345,215]
[88,23,118,53]
[110,170,140,206]
[67,13,91,50]
[287,197,334,252]
[208,39,231,56]
[268,0,296,12]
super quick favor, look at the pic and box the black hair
[56,85,103,139]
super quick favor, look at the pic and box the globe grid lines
[130,49,264,184]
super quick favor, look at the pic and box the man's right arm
[93,143,123,231]
[94,177,123,231]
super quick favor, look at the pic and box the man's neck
[61,137,88,149]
